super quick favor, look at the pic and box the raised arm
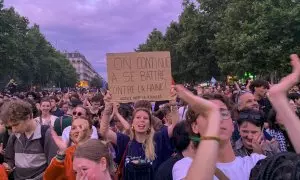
[167,100,180,137]
[234,82,241,92]
[113,103,130,131]
[99,92,117,144]
[175,85,221,180]
[268,54,300,153]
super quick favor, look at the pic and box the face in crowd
[132,109,151,134]
[73,140,112,180]
[8,115,32,134]
[70,118,92,144]
[72,106,88,120]
[40,100,51,115]
[193,99,234,142]
[239,120,262,150]
[254,86,268,99]
[238,92,259,111]
[50,98,57,109]
[61,103,69,114]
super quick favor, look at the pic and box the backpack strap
[215,168,229,180]
[60,116,63,133]
[40,125,50,148]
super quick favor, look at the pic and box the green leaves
[137,0,300,83]
[0,6,78,88]
[90,76,103,89]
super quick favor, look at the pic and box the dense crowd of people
[1,54,300,180]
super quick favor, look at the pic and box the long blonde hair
[129,108,156,161]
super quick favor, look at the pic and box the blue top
[116,126,174,175]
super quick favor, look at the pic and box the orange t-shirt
[43,146,76,180]
[0,165,8,180]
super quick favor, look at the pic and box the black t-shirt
[282,129,295,153]
[258,98,272,116]
[51,107,64,117]
[155,153,184,180]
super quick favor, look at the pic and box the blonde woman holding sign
[100,89,179,180]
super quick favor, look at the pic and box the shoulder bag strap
[215,167,229,180]
[115,141,131,180]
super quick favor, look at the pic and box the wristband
[201,136,221,143]
[190,136,220,143]
[56,153,66,161]
[56,150,66,161]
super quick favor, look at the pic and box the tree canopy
[0,2,78,89]
[90,76,103,89]
[137,0,300,83]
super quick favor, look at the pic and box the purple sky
[4,0,183,80]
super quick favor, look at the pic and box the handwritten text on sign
[107,51,172,102]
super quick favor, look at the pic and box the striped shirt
[4,122,58,180]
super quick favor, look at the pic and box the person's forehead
[240,122,260,129]
[74,107,85,111]
[240,93,254,101]
[41,101,51,105]
[210,99,228,110]
[135,110,149,116]
[72,119,88,126]
[73,157,94,166]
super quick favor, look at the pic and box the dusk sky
[4,0,183,79]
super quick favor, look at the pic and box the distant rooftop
[64,51,93,68]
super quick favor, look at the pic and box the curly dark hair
[0,99,33,124]
[249,80,270,93]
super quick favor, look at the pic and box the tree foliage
[0,5,78,89]
[214,0,300,80]
[137,0,300,83]
[90,76,103,89]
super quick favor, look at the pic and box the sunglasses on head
[73,111,83,116]
[238,113,262,121]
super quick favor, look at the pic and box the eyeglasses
[220,109,231,120]
[73,111,83,116]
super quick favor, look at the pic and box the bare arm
[175,85,221,180]
[99,93,117,144]
[167,101,180,137]
[113,103,130,131]
[268,54,300,153]
[234,82,241,92]
[115,113,130,131]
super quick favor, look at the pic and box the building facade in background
[64,51,100,85]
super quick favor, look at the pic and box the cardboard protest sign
[106,51,172,102]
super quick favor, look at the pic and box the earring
[147,128,151,134]
[131,126,135,131]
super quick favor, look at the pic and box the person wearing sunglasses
[61,105,99,143]
[234,109,280,157]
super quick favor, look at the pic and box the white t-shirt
[172,154,265,180]
[35,115,57,127]
[62,125,99,142]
